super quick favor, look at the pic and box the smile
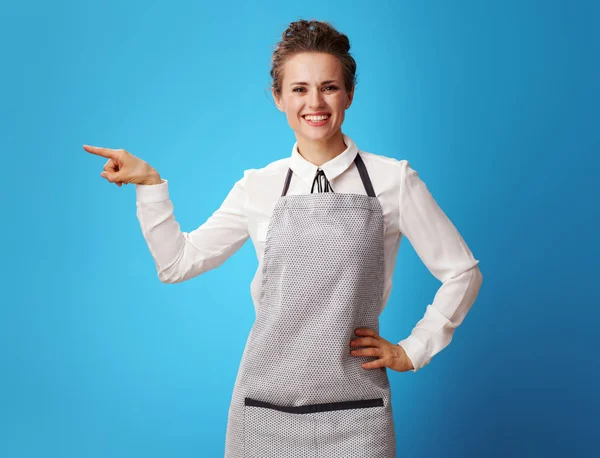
[303,115,331,126]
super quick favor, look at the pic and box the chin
[299,123,340,138]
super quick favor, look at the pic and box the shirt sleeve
[396,161,483,372]
[135,173,250,283]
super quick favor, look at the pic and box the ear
[347,84,355,108]
[272,88,285,112]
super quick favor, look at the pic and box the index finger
[83,144,119,159]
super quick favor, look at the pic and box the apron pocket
[243,397,390,457]
[243,397,317,458]
[313,397,395,458]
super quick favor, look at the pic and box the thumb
[101,171,125,183]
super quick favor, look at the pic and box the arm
[396,161,483,372]
[135,173,250,283]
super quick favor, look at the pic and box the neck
[296,130,347,167]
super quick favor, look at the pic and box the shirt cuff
[135,179,169,203]
[397,336,428,373]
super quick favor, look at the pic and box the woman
[84,19,482,458]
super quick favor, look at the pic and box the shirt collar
[289,133,359,187]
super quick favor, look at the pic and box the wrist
[396,344,414,371]
[143,170,162,185]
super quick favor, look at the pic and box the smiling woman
[118,17,483,458]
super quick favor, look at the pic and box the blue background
[1,1,597,457]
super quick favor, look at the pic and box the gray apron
[224,153,396,457]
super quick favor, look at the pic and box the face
[272,52,354,145]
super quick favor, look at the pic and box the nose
[308,89,325,109]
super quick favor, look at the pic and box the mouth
[302,114,331,127]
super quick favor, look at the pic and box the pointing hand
[83,145,161,187]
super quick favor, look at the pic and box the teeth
[305,115,330,121]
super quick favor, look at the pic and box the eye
[292,85,339,93]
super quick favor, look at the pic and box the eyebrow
[289,80,339,86]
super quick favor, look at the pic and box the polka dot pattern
[224,192,396,457]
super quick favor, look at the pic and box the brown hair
[270,19,357,97]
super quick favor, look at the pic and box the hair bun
[283,19,314,39]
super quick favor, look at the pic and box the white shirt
[135,133,483,372]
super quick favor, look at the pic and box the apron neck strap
[281,153,376,197]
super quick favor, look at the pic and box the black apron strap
[281,152,376,197]
[281,167,294,196]
[353,153,376,197]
